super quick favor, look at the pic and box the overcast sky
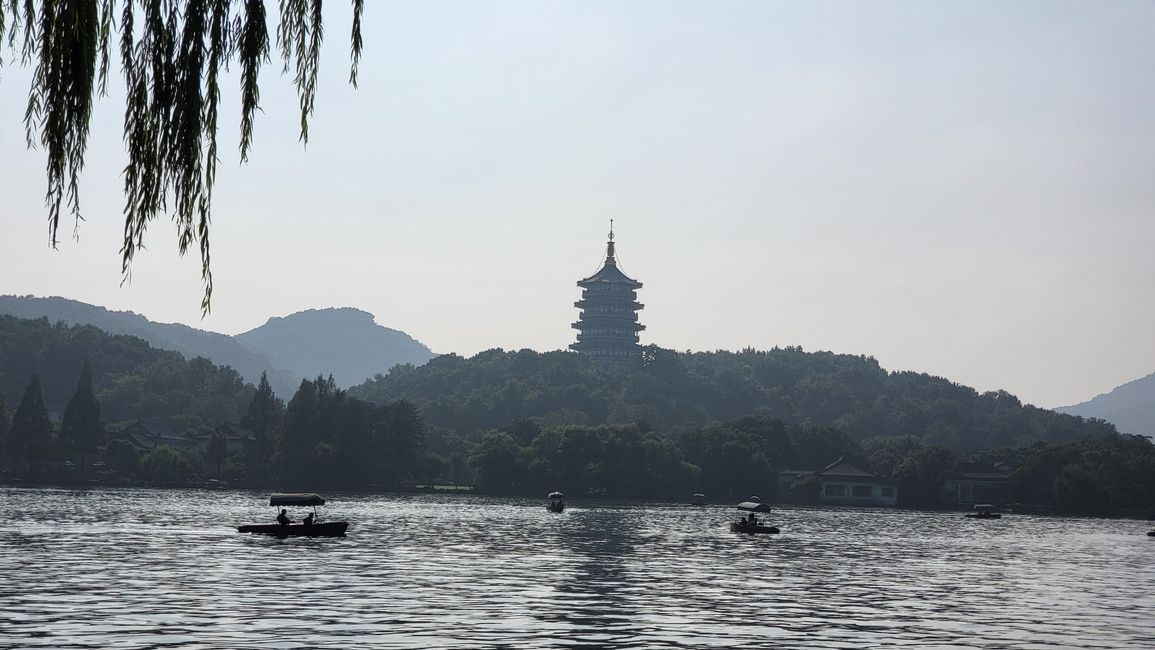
[1,1,1152,408]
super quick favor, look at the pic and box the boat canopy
[548,491,565,499]
[737,501,772,512]
[270,493,326,506]
[973,503,995,511]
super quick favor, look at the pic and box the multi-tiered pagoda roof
[570,223,645,365]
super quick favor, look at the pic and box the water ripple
[1,488,1153,648]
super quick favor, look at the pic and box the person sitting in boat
[276,508,292,525]
[302,512,315,526]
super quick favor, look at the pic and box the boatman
[277,509,292,525]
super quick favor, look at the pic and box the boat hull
[237,522,349,537]
[730,522,779,535]
[965,513,1002,519]
[547,503,565,513]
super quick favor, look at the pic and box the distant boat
[730,500,779,535]
[1147,530,1154,537]
[237,493,349,537]
[691,493,706,506]
[965,504,1002,519]
[547,491,565,513]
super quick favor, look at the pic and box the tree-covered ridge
[0,315,252,431]
[350,346,1116,454]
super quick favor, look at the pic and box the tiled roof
[818,457,881,478]
[953,462,1011,480]
[578,261,641,287]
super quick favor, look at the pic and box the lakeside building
[570,222,645,365]
[110,420,256,456]
[779,458,900,507]
[941,462,1011,505]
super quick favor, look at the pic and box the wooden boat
[547,491,565,513]
[725,519,780,533]
[690,493,707,506]
[237,493,349,537]
[237,521,349,537]
[731,499,779,534]
[965,504,1002,519]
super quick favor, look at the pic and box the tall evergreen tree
[9,375,55,474]
[59,362,105,476]
[0,394,9,467]
[206,431,228,479]
[241,371,284,475]
[279,378,321,482]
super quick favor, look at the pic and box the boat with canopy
[730,498,779,534]
[237,493,349,537]
[547,491,565,513]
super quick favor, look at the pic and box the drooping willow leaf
[1,0,365,315]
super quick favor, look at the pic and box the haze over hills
[1056,372,1155,438]
[237,308,436,388]
[0,296,434,397]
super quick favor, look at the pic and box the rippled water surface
[2,488,1154,649]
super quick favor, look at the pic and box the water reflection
[0,488,1153,649]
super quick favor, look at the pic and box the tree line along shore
[1,316,1152,517]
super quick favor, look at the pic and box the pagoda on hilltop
[570,221,645,364]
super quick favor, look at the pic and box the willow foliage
[1,0,364,314]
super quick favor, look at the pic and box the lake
[1,488,1153,648]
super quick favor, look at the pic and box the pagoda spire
[606,219,616,265]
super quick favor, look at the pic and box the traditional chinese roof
[818,457,882,479]
[951,462,1012,481]
[577,222,642,288]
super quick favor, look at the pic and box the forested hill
[349,346,1116,453]
[0,315,253,431]
[0,296,437,397]
[0,295,297,396]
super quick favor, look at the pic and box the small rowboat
[237,493,349,537]
[731,499,780,535]
[965,504,1002,519]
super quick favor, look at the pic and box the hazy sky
[2,1,1153,409]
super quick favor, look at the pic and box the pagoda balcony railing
[572,306,644,317]
[572,323,646,332]
[575,297,646,309]
[573,333,642,344]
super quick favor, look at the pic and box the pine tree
[0,395,10,468]
[241,371,284,475]
[206,431,228,479]
[10,376,55,474]
[60,362,106,477]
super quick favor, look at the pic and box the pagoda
[570,222,645,364]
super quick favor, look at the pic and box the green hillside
[350,345,1116,453]
[0,315,253,431]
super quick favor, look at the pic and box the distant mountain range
[1056,372,1155,438]
[0,296,435,398]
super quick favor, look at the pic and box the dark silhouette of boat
[965,504,1002,519]
[1147,530,1154,537]
[547,491,565,512]
[691,493,707,506]
[237,493,349,537]
[730,498,779,534]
